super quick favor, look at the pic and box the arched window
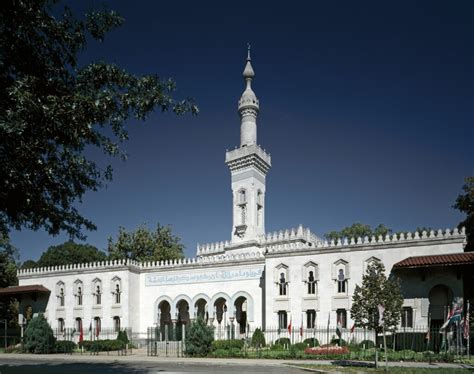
[94,317,101,337]
[95,285,101,305]
[75,317,82,332]
[59,287,65,307]
[113,316,121,332]
[77,286,83,306]
[308,271,316,295]
[115,284,121,304]
[56,281,65,307]
[92,278,102,305]
[278,310,288,330]
[239,189,247,204]
[58,318,65,333]
[279,272,287,296]
[306,310,316,328]
[74,280,83,306]
[337,269,346,293]
[401,307,413,328]
[336,309,347,328]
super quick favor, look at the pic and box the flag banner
[464,301,470,340]
[336,315,342,338]
[288,318,292,335]
[440,298,463,331]
[79,322,84,343]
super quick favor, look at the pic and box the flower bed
[305,344,349,355]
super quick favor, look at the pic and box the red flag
[79,321,84,343]
[300,324,303,337]
[288,318,292,334]
[95,319,100,338]
[350,324,355,334]
[464,304,470,340]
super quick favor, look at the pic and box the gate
[147,325,185,357]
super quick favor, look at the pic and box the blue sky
[10,0,473,261]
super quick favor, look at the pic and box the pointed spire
[243,42,255,80]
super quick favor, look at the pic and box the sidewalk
[1,352,473,370]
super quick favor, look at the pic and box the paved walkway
[0,352,473,370]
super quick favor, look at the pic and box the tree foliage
[24,314,56,353]
[0,0,197,240]
[31,241,107,267]
[0,235,19,287]
[251,327,266,348]
[108,223,184,262]
[350,261,403,334]
[325,223,392,241]
[454,176,473,251]
[185,316,214,357]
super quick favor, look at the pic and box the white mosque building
[15,51,468,342]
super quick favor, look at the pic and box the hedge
[211,339,244,351]
[55,340,76,353]
[79,339,125,352]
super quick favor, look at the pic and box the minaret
[225,46,271,246]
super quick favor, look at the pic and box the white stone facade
[17,52,467,340]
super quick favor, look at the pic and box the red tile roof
[0,285,50,296]
[393,252,474,268]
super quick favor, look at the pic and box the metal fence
[53,327,132,343]
[147,326,186,357]
[232,325,473,355]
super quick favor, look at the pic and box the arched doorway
[176,299,190,341]
[213,297,228,339]
[195,298,208,322]
[428,284,453,352]
[429,284,453,323]
[158,300,172,340]
[234,296,248,335]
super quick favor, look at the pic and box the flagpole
[327,312,330,356]
[467,300,470,360]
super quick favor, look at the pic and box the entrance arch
[234,296,248,335]
[429,284,453,322]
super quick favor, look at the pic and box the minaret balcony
[225,144,271,174]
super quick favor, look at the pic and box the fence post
[182,324,186,357]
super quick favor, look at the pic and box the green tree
[24,314,56,354]
[185,316,214,357]
[34,241,107,267]
[0,235,19,288]
[325,223,392,241]
[0,0,197,240]
[21,260,38,269]
[108,223,184,262]
[350,261,403,334]
[454,176,473,251]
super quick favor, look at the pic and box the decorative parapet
[196,241,229,256]
[17,251,265,278]
[257,224,321,246]
[266,227,466,254]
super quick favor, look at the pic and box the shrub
[303,338,319,347]
[270,343,284,351]
[185,316,214,357]
[117,330,129,344]
[211,339,244,351]
[274,337,290,347]
[251,328,266,348]
[78,340,93,351]
[331,337,347,346]
[55,340,76,353]
[292,342,307,351]
[24,314,56,354]
[359,339,375,349]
